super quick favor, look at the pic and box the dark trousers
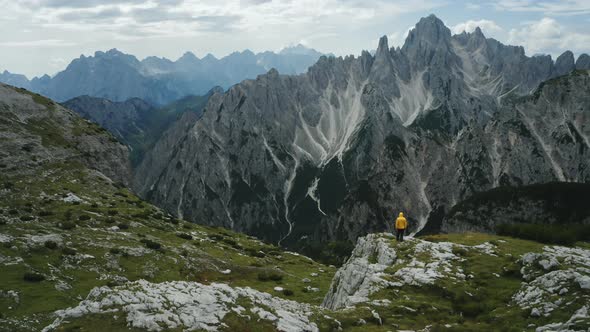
[396,228,405,241]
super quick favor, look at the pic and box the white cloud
[494,0,590,16]
[451,19,503,35]
[0,39,76,47]
[508,17,590,57]
[387,26,414,48]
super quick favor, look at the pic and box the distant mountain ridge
[0,44,323,105]
[62,87,220,166]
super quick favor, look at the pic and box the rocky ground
[322,233,590,331]
[0,161,336,331]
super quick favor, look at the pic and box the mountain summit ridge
[135,15,590,251]
[0,45,324,105]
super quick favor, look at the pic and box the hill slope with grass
[439,182,590,237]
[0,84,337,331]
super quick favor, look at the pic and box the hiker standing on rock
[395,212,407,242]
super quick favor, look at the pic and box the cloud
[0,39,76,47]
[57,7,123,23]
[451,19,503,35]
[19,0,149,9]
[494,0,590,16]
[387,26,414,48]
[508,17,590,57]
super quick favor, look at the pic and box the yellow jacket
[395,212,407,230]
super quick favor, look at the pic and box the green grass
[497,223,590,246]
[0,161,336,331]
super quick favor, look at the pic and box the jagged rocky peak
[135,14,589,251]
[402,14,457,70]
[554,50,575,77]
[178,51,199,61]
[576,53,590,70]
[403,14,452,49]
[375,35,390,56]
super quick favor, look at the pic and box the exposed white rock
[0,233,13,243]
[62,193,83,203]
[42,280,318,332]
[323,233,501,310]
[535,306,589,332]
[27,234,63,247]
[322,233,397,310]
[393,240,464,286]
[514,245,590,317]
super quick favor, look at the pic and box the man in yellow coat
[395,212,407,242]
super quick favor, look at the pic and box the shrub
[44,241,58,249]
[141,239,161,250]
[222,238,238,246]
[78,215,91,221]
[245,248,266,258]
[257,270,283,282]
[8,209,18,215]
[117,223,129,230]
[38,210,53,217]
[176,233,193,240]
[132,211,150,220]
[62,247,77,256]
[23,272,45,282]
[452,247,469,257]
[496,223,589,246]
[208,234,224,242]
[282,289,294,296]
[59,221,76,230]
[109,248,121,255]
[104,218,116,224]
[108,210,119,216]
[20,216,34,221]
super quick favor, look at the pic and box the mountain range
[62,87,221,165]
[134,15,590,252]
[0,44,323,106]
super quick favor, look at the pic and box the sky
[1,0,589,78]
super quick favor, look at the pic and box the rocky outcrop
[136,15,589,249]
[322,233,496,310]
[0,83,131,184]
[43,280,319,332]
[322,234,397,309]
[577,54,590,70]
